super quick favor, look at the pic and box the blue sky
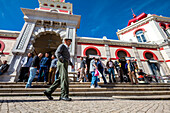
[0,0,169,40]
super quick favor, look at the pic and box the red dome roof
[127,13,148,26]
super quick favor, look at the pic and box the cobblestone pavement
[0,96,170,113]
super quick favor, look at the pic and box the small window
[57,5,61,8]
[43,3,48,6]
[117,51,127,58]
[63,6,67,9]
[50,4,54,7]
[136,30,147,42]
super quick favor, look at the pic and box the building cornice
[21,8,81,29]
[76,37,159,49]
[0,30,20,38]
[117,15,170,35]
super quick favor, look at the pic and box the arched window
[159,23,170,37]
[136,30,147,42]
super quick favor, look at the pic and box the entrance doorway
[148,61,162,82]
[85,48,98,81]
[144,52,162,82]
[33,32,62,56]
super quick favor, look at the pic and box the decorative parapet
[117,15,170,35]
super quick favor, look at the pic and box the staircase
[0,82,170,100]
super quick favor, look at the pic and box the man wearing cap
[44,38,74,101]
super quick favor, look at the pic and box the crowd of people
[78,56,153,88]
[16,50,152,89]
[0,38,156,101]
[16,52,59,88]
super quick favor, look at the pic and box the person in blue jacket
[37,53,51,83]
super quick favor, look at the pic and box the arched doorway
[83,46,101,81]
[115,49,131,58]
[33,32,62,55]
[85,48,98,56]
[117,51,127,58]
[143,51,161,82]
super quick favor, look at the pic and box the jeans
[38,67,48,82]
[91,71,98,87]
[108,68,116,83]
[26,67,37,88]
[0,71,2,75]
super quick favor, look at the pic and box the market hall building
[0,0,169,82]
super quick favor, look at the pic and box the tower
[7,0,81,82]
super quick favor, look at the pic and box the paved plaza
[0,96,170,113]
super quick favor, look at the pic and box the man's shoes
[44,91,53,100]
[59,97,72,101]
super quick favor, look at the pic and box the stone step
[0,85,90,88]
[112,95,170,100]
[0,82,170,85]
[0,91,170,97]
[0,87,170,93]
[0,82,170,87]
[1,84,170,89]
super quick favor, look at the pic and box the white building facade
[0,0,169,82]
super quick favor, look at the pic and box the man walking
[25,53,43,88]
[106,58,116,83]
[17,53,33,82]
[44,38,74,101]
[79,57,88,82]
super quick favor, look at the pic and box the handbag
[94,69,99,76]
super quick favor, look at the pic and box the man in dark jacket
[37,53,50,82]
[26,53,43,88]
[44,38,74,101]
[106,58,116,83]
[126,60,138,85]
[115,57,124,82]
[0,60,9,75]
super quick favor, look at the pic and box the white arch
[33,27,66,39]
